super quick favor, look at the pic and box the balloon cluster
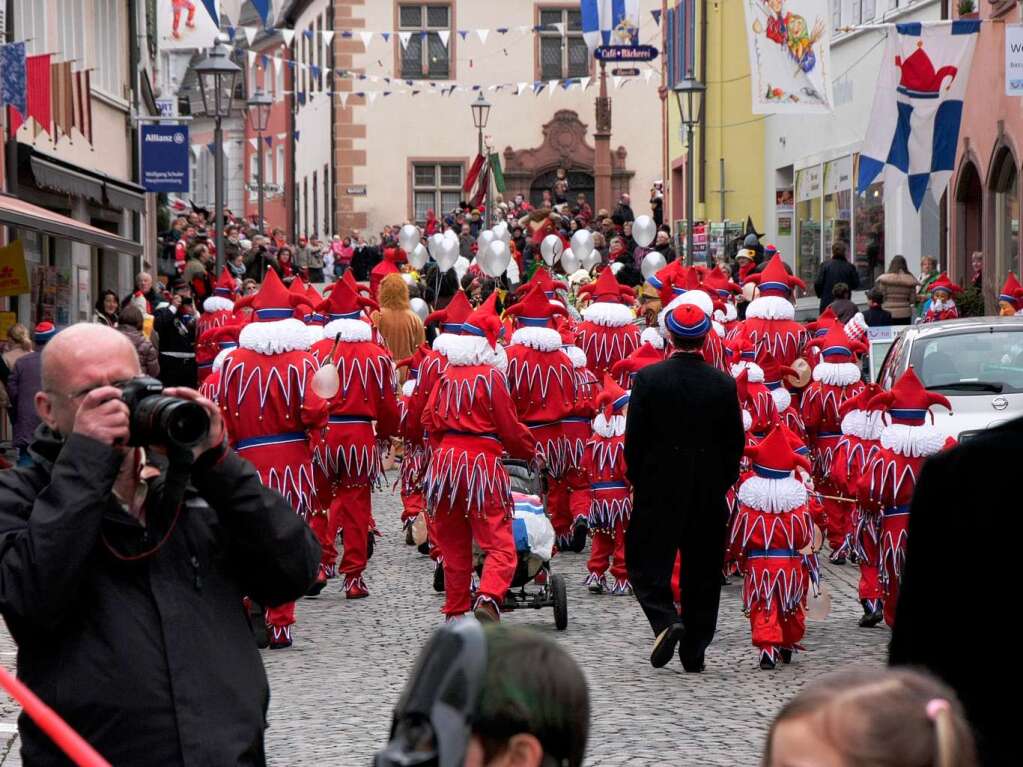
[476,222,512,277]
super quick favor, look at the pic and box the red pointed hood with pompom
[395,342,432,379]
[233,268,295,322]
[424,290,473,332]
[838,382,884,418]
[505,280,568,328]
[461,292,505,349]
[805,306,839,338]
[758,350,797,388]
[867,367,952,425]
[779,421,809,458]
[213,267,238,297]
[744,424,811,476]
[596,372,630,418]
[578,266,635,304]
[515,267,567,299]
[702,268,742,299]
[805,324,867,363]
[746,253,806,297]
[999,272,1023,309]
[315,274,379,320]
[647,259,686,291]
[611,342,664,379]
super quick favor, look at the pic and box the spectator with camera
[0,323,320,765]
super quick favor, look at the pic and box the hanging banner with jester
[743,0,833,114]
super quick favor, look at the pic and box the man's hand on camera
[162,387,227,460]
[74,386,131,449]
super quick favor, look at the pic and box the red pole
[0,666,111,767]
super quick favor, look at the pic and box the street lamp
[471,93,491,226]
[194,38,241,273]
[673,74,705,266]
[247,89,273,238]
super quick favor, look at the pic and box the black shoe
[405,526,415,546]
[433,562,445,593]
[859,609,884,628]
[569,521,588,553]
[417,541,431,556]
[779,648,793,664]
[759,652,777,671]
[829,553,846,565]
[367,531,376,560]
[679,646,706,673]
[650,623,685,668]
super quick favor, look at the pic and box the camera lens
[132,396,209,449]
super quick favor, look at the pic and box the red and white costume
[611,341,664,390]
[922,273,961,323]
[741,254,809,368]
[657,268,728,372]
[857,368,954,627]
[582,374,632,595]
[576,267,640,376]
[421,294,537,618]
[218,269,327,646]
[307,279,400,598]
[830,383,886,624]
[998,271,1023,316]
[503,282,576,481]
[395,343,432,528]
[729,426,818,668]
[197,322,241,401]
[703,269,743,338]
[369,247,406,301]
[759,350,806,438]
[798,307,839,372]
[800,325,867,558]
[195,268,238,358]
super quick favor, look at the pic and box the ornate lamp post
[471,92,491,226]
[247,89,273,238]
[673,74,706,266]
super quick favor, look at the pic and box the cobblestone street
[1,476,887,765]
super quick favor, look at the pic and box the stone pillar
[594,61,612,213]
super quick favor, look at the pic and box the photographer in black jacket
[0,323,320,766]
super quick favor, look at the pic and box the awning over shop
[105,181,146,214]
[30,155,104,204]
[0,193,143,256]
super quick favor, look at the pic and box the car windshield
[909,328,1023,395]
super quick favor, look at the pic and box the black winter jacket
[814,256,860,312]
[0,427,320,766]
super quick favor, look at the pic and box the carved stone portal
[502,110,633,210]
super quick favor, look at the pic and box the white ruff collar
[510,326,563,352]
[812,361,862,387]
[879,422,946,458]
[322,317,373,343]
[745,295,795,321]
[742,409,752,432]
[443,335,508,370]
[563,345,588,368]
[732,361,764,383]
[841,409,885,441]
[640,326,665,349]
[581,302,635,328]
[432,332,460,357]
[212,346,234,373]
[738,474,808,513]
[239,318,311,354]
[592,412,626,437]
[203,295,235,313]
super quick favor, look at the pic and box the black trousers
[625,497,729,661]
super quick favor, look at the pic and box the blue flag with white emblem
[580,0,641,51]
[857,21,979,211]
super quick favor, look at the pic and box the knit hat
[34,321,57,345]
[234,269,297,322]
[805,324,867,363]
[745,253,806,297]
[929,273,961,297]
[664,303,710,340]
[866,367,952,425]
[505,281,568,328]
[461,292,505,349]
[424,290,473,332]
[213,267,238,297]
[577,266,635,305]
[315,274,379,320]
[595,372,630,418]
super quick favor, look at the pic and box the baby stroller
[473,459,568,630]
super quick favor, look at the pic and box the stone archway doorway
[529,168,596,209]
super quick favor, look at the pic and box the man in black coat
[889,417,1020,766]
[0,324,320,766]
[814,240,860,313]
[624,304,744,672]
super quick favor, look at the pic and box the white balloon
[453,255,470,282]
[641,251,667,280]
[436,238,459,272]
[399,224,420,251]
[444,227,459,243]
[560,248,581,274]
[410,297,429,321]
[570,229,594,261]
[311,363,340,399]
[493,221,510,243]
[428,232,445,258]
[407,242,429,270]
[482,240,511,277]
[581,249,602,271]
[633,215,657,248]
[477,229,495,253]
[540,234,563,266]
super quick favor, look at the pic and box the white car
[875,316,1023,442]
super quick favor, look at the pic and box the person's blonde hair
[7,323,32,351]
[763,668,976,767]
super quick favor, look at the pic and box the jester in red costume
[657,268,728,372]
[394,344,432,532]
[742,253,809,369]
[370,246,407,301]
[547,321,599,551]
[421,294,537,621]
[831,383,886,627]
[922,274,961,323]
[729,426,818,670]
[729,338,778,438]
[504,282,576,518]
[307,278,400,599]
[217,269,327,648]
[583,374,633,596]
[798,306,839,372]
[611,341,664,390]
[576,267,641,376]
[514,266,568,302]
[800,324,867,562]
[195,267,238,345]
[858,368,954,627]
[196,322,241,401]
[703,268,743,337]
[759,350,805,438]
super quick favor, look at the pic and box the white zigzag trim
[581,301,635,327]
[880,423,946,458]
[746,295,796,321]
[640,326,665,349]
[203,295,235,313]
[813,361,862,386]
[731,361,765,383]
[592,412,626,438]
[443,334,507,368]
[322,317,373,343]
[737,475,808,513]
[239,318,311,354]
[563,345,588,369]
[510,326,563,352]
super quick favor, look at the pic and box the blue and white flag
[580,0,641,51]
[857,21,980,211]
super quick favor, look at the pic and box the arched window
[955,160,982,280]
[989,147,1019,289]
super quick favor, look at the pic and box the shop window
[991,148,1019,289]
[823,155,853,270]
[795,165,822,294]
[854,179,884,291]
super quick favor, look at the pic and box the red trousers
[749,602,806,651]
[265,601,295,628]
[547,468,590,539]
[587,525,627,581]
[852,510,882,604]
[401,490,425,522]
[822,490,854,551]
[433,496,516,617]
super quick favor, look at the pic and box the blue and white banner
[857,21,980,210]
[141,125,190,193]
[743,0,833,114]
[580,0,641,51]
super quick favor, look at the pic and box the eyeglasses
[47,379,135,402]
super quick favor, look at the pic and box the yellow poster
[0,311,16,339]
[0,241,31,298]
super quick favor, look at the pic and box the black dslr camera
[119,377,210,449]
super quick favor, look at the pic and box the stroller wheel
[551,574,568,630]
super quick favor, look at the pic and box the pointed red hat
[838,382,884,418]
[578,266,635,304]
[395,342,432,379]
[596,372,630,418]
[758,350,797,389]
[213,267,238,297]
[505,280,568,327]
[646,259,685,290]
[461,291,505,349]
[206,321,243,350]
[727,336,759,364]
[805,306,839,338]
[806,323,867,363]
[305,282,323,306]
[746,253,806,297]
[702,269,742,299]
[866,367,952,425]
[556,317,580,347]
[928,273,961,296]
[611,341,664,379]
[744,424,811,476]
[233,268,296,322]
[734,367,751,405]
[515,267,567,299]
[779,422,810,458]
[315,274,379,320]
[424,290,473,332]
[1000,272,1023,309]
